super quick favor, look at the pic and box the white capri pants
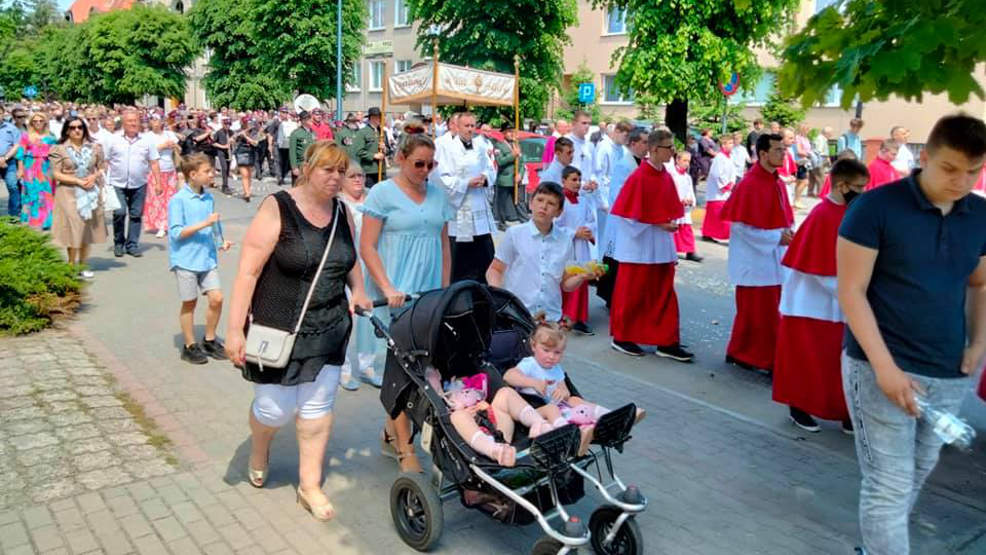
[252,365,341,428]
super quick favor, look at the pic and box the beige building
[557,0,986,143]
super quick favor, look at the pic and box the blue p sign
[577,82,595,104]
[23,85,38,99]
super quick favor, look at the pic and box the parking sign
[578,82,595,104]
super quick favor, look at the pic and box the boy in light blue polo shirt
[168,153,232,365]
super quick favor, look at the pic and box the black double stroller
[360,281,647,554]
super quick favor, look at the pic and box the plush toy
[446,388,485,410]
[562,404,596,427]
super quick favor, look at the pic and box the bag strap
[291,199,342,334]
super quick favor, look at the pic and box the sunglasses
[412,160,436,170]
[67,125,84,131]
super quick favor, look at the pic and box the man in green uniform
[288,110,315,185]
[492,122,524,229]
[353,107,385,187]
[336,113,360,161]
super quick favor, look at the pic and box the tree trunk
[665,98,688,143]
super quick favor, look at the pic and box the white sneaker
[155,229,166,238]
[78,270,95,280]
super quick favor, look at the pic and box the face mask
[843,190,861,205]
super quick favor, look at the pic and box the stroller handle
[353,295,414,316]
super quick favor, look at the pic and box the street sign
[23,85,38,99]
[577,82,595,104]
[719,73,740,97]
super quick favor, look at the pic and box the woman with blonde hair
[225,141,371,521]
[143,115,182,237]
[16,111,58,229]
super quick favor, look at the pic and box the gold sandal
[397,448,424,474]
[297,487,336,521]
[381,429,400,460]
[247,449,270,488]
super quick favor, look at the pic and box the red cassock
[818,174,832,199]
[865,157,900,191]
[978,371,986,403]
[722,164,794,371]
[562,283,589,323]
[609,162,684,347]
[674,224,696,253]
[772,199,849,420]
[701,201,731,240]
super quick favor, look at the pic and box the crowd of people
[4,98,986,554]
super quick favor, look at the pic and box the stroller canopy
[388,281,496,379]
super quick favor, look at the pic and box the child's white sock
[552,417,569,428]
[469,431,515,466]
[592,404,610,420]
[520,406,553,437]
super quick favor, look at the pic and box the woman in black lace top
[225,142,371,522]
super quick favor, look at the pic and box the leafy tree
[759,91,806,128]
[777,1,986,108]
[0,41,37,96]
[592,0,800,141]
[72,6,198,104]
[689,99,749,134]
[407,0,578,122]
[23,0,56,35]
[189,0,366,110]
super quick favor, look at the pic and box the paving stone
[77,467,132,491]
[151,516,187,542]
[67,438,113,456]
[0,521,31,550]
[106,496,139,519]
[170,502,204,526]
[116,445,159,462]
[16,445,64,467]
[9,432,60,451]
[108,433,150,448]
[4,419,49,436]
[3,406,46,421]
[63,528,99,554]
[48,499,77,513]
[0,509,20,525]
[47,411,94,427]
[75,386,113,397]
[127,460,174,480]
[0,396,36,411]
[200,505,236,529]
[31,480,85,506]
[216,522,253,550]
[55,424,103,442]
[30,524,66,551]
[25,459,75,485]
[100,487,130,500]
[127,483,157,502]
[132,534,168,555]
[39,390,80,404]
[72,451,119,473]
[154,485,187,505]
[167,536,202,555]
[118,513,153,540]
[95,531,133,555]
[47,401,84,414]
[75,493,106,515]
[96,419,140,434]
[5,545,36,555]
[249,526,288,553]
[54,506,87,532]
[84,509,120,538]
[80,396,123,409]
[22,505,55,529]
[201,542,234,555]
[138,498,170,521]
[185,520,221,546]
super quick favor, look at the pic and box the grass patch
[115,391,179,467]
[0,218,83,335]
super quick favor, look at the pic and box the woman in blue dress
[360,133,452,473]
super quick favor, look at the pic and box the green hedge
[0,219,83,335]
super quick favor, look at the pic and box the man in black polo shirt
[837,114,986,555]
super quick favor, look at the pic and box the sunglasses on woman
[412,160,436,170]
[67,124,85,131]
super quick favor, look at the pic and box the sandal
[397,449,424,474]
[380,429,400,460]
[297,487,336,521]
[247,447,270,488]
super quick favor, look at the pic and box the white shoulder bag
[245,201,342,371]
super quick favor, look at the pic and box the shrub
[0,219,83,335]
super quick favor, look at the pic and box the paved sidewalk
[1,328,984,555]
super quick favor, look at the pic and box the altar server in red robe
[669,150,702,262]
[608,129,694,362]
[773,159,870,433]
[722,133,794,373]
[557,166,597,334]
[700,136,735,242]
[818,149,859,198]
[864,139,902,191]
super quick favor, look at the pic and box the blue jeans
[3,163,19,218]
[842,353,971,555]
[112,185,147,250]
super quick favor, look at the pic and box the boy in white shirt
[486,182,599,322]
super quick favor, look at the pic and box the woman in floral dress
[142,115,182,237]
[16,112,58,229]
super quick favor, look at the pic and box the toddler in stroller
[504,321,647,455]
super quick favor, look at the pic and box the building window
[822,84,842,107]
[347,63,362,92]
[369,0,385,30]
[729,72,775,106]
[369,60,385,91]
[602,75,634,104]
[395,59,413,73]
[394,0,410,27]
[605,8,627,35]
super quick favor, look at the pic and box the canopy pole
[379,62,388,182]
[513,55,520,205]
[431,38,439,137]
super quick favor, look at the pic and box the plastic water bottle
[915,397,976,450]
[211,221,224,249]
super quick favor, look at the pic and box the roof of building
[67,0,137,24]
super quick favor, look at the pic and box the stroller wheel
[589,505,643,555]
[390,473,444,551]
[530,536,564,555]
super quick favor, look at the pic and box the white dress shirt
[705,152,736,202]
[495,221,575,321]
[666,162,695,225]
[892,144,915,175]
[434,134,497,241]
[105,133,160,189]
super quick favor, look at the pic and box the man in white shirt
[552,119,569,139]
[105,111,161,257]
[434,111,498,283]
[49,106,65,138]
[539,137,574,184]
[276,111,298,186]
[592,121,631,254]
[890,125,914,175]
